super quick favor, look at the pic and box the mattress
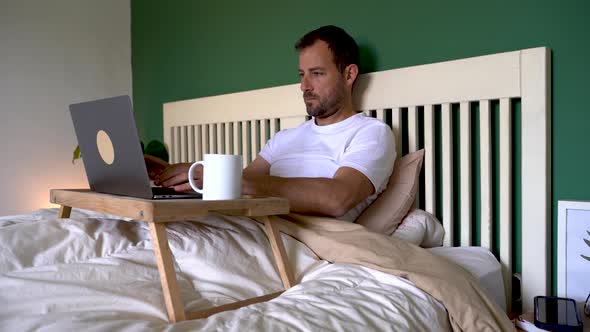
[428,246,506,312]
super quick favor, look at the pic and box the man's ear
[344,64,359,87]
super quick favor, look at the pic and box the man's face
[298,40,348,119]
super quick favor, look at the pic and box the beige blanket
[271,213,514,332]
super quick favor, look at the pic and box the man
[151,25,395,221]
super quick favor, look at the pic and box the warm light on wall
[31,192,69,212]
[20,163,89,214]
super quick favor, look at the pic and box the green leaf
[72,145,81,164]
[144,140,169,163]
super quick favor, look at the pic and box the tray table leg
[186,215,293,320]
[148,222,186,322]
[260,216,295,289]
[58,205,72,218]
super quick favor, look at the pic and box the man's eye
[313,72,323,76]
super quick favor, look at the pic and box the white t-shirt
[258,112,396,221]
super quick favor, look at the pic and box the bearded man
[152,25,395,221]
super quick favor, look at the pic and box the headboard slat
[441,103,454,246]
[407,106,420,209]
[169,127,175,163]
[479,100,493,251]
[216,123,224,154]
[232,122,239,156]
[459,101,472,247]
[194,125,201,161]
[224,122,232,156]
[210,123,217,154]
[499,97,513,311]
[423,105,436,216]
[260,119,269,148]
[407,106,419,154]
[241,121,249,165]
[203,124,210,156]
[181,126,188,162]
[175,127,182,163]
[188,126,195,162]
[391,108,402,159]
[376,109,386,122]
[250,120,259,162]
[269,118,278,139]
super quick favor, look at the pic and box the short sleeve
[258,130,282,164]
[340,123,396,192]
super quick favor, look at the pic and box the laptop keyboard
[151,187,201,198]
[151,187,182,195]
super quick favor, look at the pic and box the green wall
[131,0,590,294]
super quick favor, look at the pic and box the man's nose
[300,75,311,92]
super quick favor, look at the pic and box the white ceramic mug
[188,154,243,200]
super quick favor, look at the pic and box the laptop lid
[69,95,162,199]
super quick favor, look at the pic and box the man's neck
[314,103,356,126]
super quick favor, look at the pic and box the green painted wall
[131,0,590,294]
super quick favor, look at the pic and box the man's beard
[304,81,346,118]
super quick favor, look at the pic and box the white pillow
[391,209,444,248]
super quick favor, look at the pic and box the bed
[0,47,550,331]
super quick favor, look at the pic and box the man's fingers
[157,167,185,184]
[157,163,193,183]
[174,183,193,192]
[160,173,189,188]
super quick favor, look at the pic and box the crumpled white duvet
[0,209,451,331]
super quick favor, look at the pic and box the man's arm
[243,156,374,217]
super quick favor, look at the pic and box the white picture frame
[557,200,590,311]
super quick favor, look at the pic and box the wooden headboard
[163,47,551,312]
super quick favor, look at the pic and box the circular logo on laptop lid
[96,130,115,165]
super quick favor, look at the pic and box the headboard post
[520,47,551,312]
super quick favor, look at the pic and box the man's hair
[295,25,359,73]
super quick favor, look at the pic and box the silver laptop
[69,95,201,200]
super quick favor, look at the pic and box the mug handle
[188,161,205,194]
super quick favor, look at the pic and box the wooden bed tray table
[50,189,293,323]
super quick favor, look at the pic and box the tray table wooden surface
[50,189,292,323]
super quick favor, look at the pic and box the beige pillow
[355,149,425,235]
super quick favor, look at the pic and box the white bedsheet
[428,246,506,312]
[0,208,451,331]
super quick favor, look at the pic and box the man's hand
[242,157,271,195]
[154,162,202,192]
[144,155,169,180]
